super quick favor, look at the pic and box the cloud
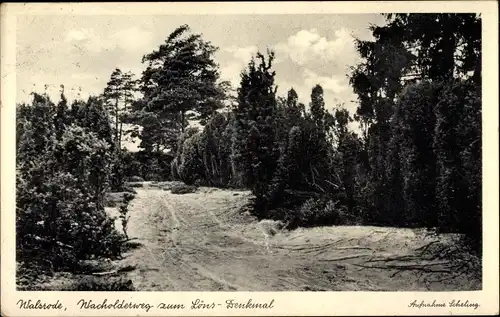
[219,62,243,89]
[65,29,89,42]
[17,70,105,105]
[65,28,115,53]
[274,28,359,74]
[303,68,347,94]
[223,45,258,64]
[65,27,154,55]
[110,27,154,54]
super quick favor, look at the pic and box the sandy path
[118,185,481,291]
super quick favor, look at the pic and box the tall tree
[102,68,137,150]
[54,85,69,140]
[333,108,361,216]
[305,85,335,193]
[383,14,481,83]
[350,13,481,139]
[309,85,327,128]
[231,51,279,209]
[434,79,481,249]
[285,88,304,126]
[395,81,439,227]
[135,24,225,153]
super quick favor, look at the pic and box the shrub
[128,175,144,182]
[109,152,126,192]
[170,183,198,194]
[171,114,235,188]
[289,198,349,228]
[16,94,125,273]
[434,79,481,253]
[118,193,135,239]
[104,192,123,207]
[177,132,204,185]
[197,113,232,187]
[121,151,173,182]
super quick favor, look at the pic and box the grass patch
[64,275,135,291]
[17,259,136,291]
[170,183,198,194]
[104,192,127,207]
[121,239,143,253]
[18,275,135,291]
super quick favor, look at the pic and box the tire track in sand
[156,191,249,290]
[121,189,181,290]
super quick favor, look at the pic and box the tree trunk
[115,98,119,149]
[181,110,185,133]
[118,101,128,151]
[119,122,123,150]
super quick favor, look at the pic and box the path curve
[118,185,481,291]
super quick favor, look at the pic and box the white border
[1,2,499,316]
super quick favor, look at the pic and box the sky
[16,14,387,149]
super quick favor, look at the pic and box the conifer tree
[310,85,326,128]
[304,85,334,193]
[333,108,361,215]
[285,88,305,127]
[395,81,439,227]
[102,68,137,150]
[231,51,279,209]
[135,24,226,153]
[54,85,69,140]
[434,79,481,251]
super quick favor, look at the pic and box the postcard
[1,1,498,316]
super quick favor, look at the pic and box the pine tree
[231,51,279,210]
[383,14,481,83]
[135,24,226,154]
[434,79,481,251]
[310,85,326,128]
[197,113,232,186]
[54,86,70,140]
[395,81,439,227]
[102,68,137,150]
[333,108,361,216]
[304,85,334,193]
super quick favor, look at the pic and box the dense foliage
[348,13,482,252]
[17,93,126,272]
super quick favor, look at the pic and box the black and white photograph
[1,1,499,316]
